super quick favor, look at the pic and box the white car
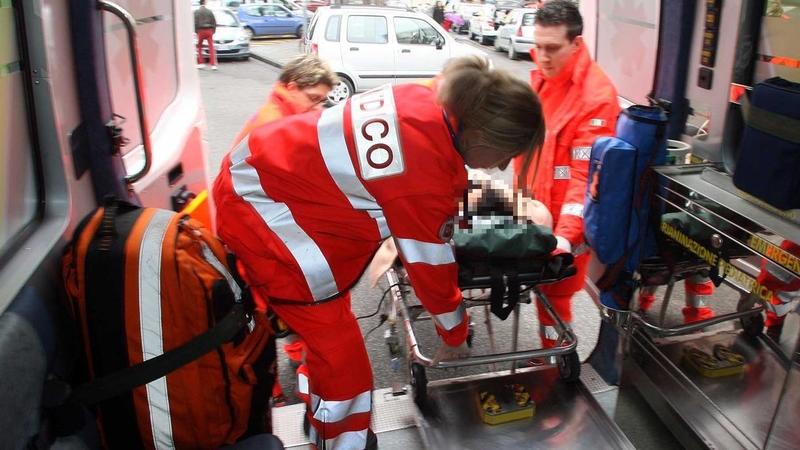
[306,5,487,104]
[493,7,536,60]
[468,6,498,45]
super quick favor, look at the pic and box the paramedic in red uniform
[514,0,620,348]
[213,57,545,450]
[230,54,337,406]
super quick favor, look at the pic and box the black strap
[489,266,521,320]
[70,304,249,405]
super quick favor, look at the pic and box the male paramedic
[514,0,620,348]
[230,54,337,406]
[232,54,337,147]
[214,56,545,450]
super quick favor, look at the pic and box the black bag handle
[70,303,249,405]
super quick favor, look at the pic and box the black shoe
[365,429,378,450]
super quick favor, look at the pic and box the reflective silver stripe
[368,210,390,239]
[770,299,794,317]
[311,390,372,423]
[395,238,455,265]
[138,210,176,450]
[589,118,606,127]
[318,104,389,240]
[560,203,584,218]
[685,296,708,308]
[297,372,309,395]
[230,140,338,301]
[540,325,560,341]
[554,166,570,179]
[571,146,591,160]
[555,235,571,253]
[309,428,369,450]
[432,302,466,331]
[200,242,242,301]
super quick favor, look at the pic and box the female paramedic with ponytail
[212,56,545,450]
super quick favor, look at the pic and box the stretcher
[610,164,800,449]
[382,242,635,449]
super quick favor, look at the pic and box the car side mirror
[435,37,444,49]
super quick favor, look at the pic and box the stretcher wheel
[558,351,581,383]
[410,362,428,406]
[741,311,764,339]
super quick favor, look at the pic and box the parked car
[493,7,535,60]
[306,5,487,104]
[305,0,330,12]
[238,3,306,37]
[468,6,498,45]
[452,1,487,34]
[193,6,251,60]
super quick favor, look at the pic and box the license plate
[216,44,230,51]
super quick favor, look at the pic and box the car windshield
[214,9,239,27]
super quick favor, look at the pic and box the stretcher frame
[384,259,581,406]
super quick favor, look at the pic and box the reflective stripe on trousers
[685,275,713,308]
[309,428,369,450]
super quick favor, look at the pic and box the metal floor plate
[417,367,634,450]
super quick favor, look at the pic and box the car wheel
[244,27,254,39]
[480,35,490,45]
[493,37,503,52]
[295,25,303,38]
[328,77,353,105]
[508,45,518,60]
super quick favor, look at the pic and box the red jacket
[213,84,469,345]
[231,83,304,147]
[515,42,620,253]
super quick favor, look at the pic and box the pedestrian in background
[195,0,218,70]
[433,1,445,25]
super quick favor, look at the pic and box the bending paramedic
[213,56,545,450]
[230,54,337,406]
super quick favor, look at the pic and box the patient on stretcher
[365,171,554,286]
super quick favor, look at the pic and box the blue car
[238,3,306,38]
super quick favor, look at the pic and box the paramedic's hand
[433,340,471,364]
[548,240,574,277]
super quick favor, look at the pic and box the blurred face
[285,82,331,112]
[533,24,581,78]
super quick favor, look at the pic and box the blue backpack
[583,105,668,307]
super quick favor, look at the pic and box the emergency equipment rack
[599,163,800,449]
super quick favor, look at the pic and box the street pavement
[198,44,741,408]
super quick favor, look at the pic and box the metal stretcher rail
[389,267,578,370]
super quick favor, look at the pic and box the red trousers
[196,28,217,65]
[536,252,590,347]
[268,292,373,450]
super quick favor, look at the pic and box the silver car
[493,7,536,60]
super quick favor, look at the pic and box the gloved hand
[548,236,574,276]
[432,340,471,364]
